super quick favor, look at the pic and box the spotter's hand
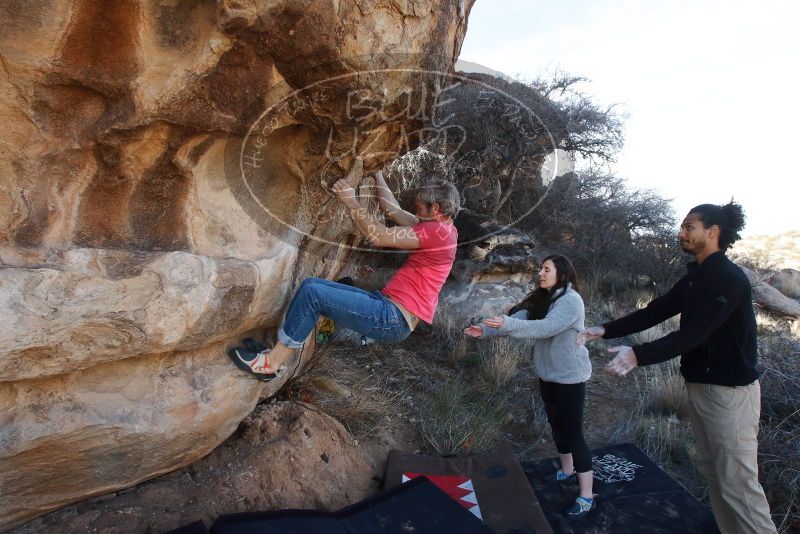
[604,345,638,377]
[576,326,605,345]
[483,316,505,329]
[464,325,483,338]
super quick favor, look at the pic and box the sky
[459,0,800,236]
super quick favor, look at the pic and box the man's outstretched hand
[604,345,638,377]
[576,326,605,345]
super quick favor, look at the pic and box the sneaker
[565,496,596,519]
[555,469,576,482]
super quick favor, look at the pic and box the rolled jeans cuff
[277,326,304,349]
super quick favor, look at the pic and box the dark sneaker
[555,469,576,482]
[565,496,596,519]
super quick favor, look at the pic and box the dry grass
[276,327,407,440]
[428,298,463,348]
[610,361,692,468]
[420,378,507,456]
[477,337,531,392]
[752,311,800,532]
[627,315,680,347]
[446,334,468,367]
[641,360,688,418]
[316,375,406,439]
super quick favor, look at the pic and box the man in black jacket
[579,201,776,534]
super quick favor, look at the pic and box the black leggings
[538,379,592,473]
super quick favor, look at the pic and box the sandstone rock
[440,280,535,326]
[738,265,800,317]
[0,0,475,528]
[766,268,800,300]
[450,209,538,284]
[7,401,377,534]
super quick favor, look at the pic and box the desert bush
[530,389,550,442]
[475,337,533,392]
[432,70,624,217]
[610,377,692,469]
[426,298,464,356]
[421,378,507,456]
[626,313,679,347]
[632,413,693,468]
[604,307,690,464]
[730,248,778,274]
[640,359,688,419]
[754,312,800,531]
[520,169,685,293]
[278,326,334,401]
[316,376,405,439]
[447,334,469,367]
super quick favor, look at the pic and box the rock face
[0,1,474,528]
[8,401,377,534]
[440,279,535,327]
[450,209,539,284]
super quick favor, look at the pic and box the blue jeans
[277,278,411,349]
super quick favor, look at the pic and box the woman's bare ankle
[267,343,294,371]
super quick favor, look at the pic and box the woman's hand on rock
[332,179,359,209]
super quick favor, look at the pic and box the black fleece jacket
[602,251,759,386]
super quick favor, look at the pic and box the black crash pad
[521,443,719,533]
[207,476,491,534]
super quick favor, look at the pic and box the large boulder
[767,268,800,300]
[440,280,535,326]
[738,265,800,317]
[8,401,377,534]
[450,209,539,284]
[0,0,475,528]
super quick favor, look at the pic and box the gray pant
[685,381,776,534]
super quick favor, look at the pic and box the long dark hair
[509,255,579,320]
[689,200,746,252]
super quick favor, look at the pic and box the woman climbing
[229,160,459,381]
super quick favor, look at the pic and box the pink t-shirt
[382,221,458,324]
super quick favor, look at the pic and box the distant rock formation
[738,265,800,317]
[767,268,800,300]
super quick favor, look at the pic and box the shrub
[421,379,507,456]
[477,337,531,392]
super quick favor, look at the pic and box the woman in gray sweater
[464,255,595,519]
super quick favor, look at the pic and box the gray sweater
[481,285,591,384]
